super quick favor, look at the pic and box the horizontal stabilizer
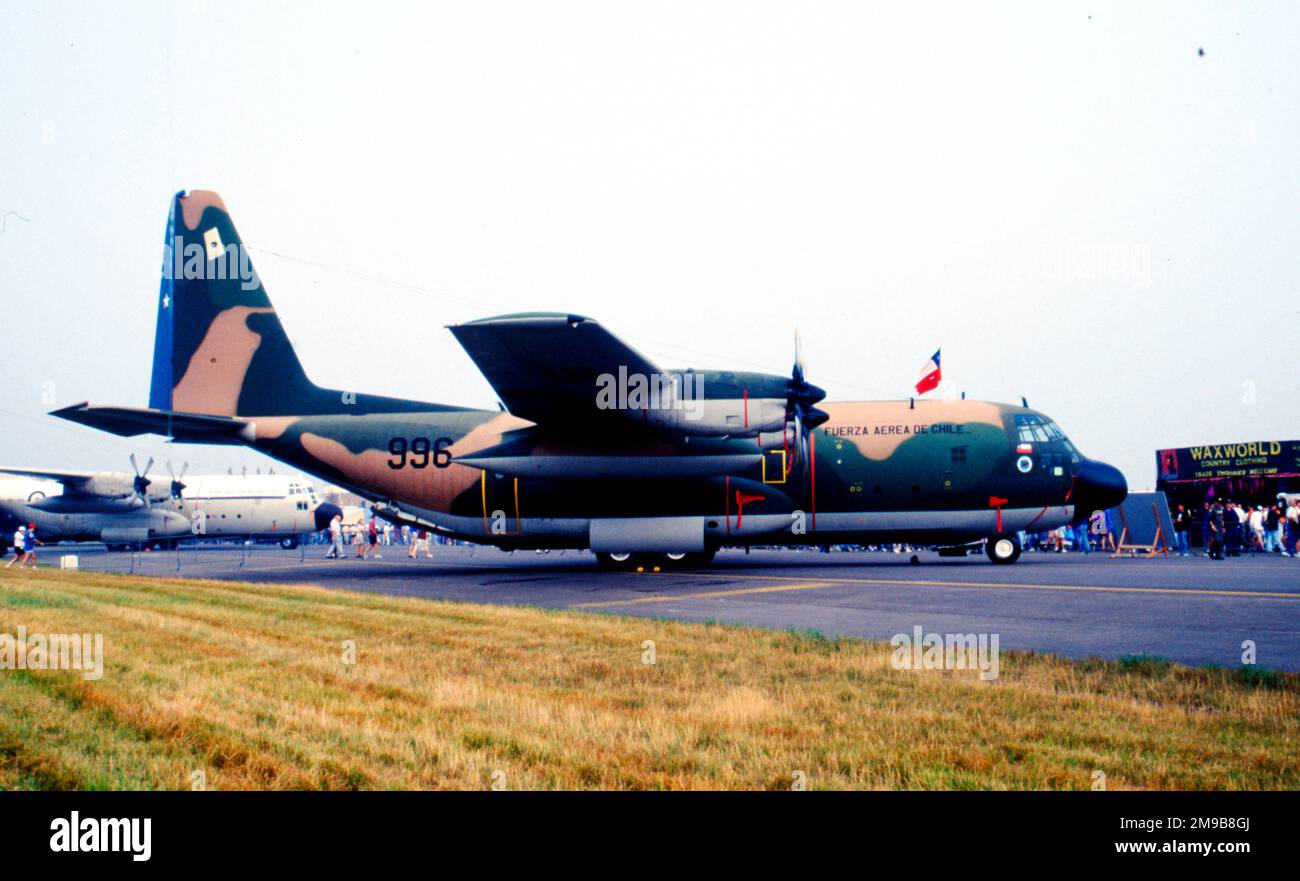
[51,402,252,445]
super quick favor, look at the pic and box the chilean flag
[914,349,941,396]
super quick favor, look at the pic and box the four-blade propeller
[167,460,189,500]
[129,453,154,509]
[786,331,828,472]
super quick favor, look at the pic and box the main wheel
[660,549,716,569]
[597,549,717,571]
[985,534,1022,564]
[595,551,639,571]
[280,536,300,550]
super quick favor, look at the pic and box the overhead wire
[247,245,921,401]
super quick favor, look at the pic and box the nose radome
[314,502,343,531]
[1073,459,1128,520]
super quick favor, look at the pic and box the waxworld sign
[1157,440,1300,483]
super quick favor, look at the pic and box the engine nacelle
[32,493,142,514]
[28,471,174,514]
[643,396,788,437]
[79,474,137,500]
[597,369,795,438]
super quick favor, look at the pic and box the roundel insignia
[1016,455,1033,474]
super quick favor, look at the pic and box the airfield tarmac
[71,544,1300,672]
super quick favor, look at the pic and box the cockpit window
[1015,415,1080,462]
[1014,414,1047,444]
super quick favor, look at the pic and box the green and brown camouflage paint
[65,190,1123,550]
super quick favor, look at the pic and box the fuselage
[176,474,331,539]
[238,397,1124,550]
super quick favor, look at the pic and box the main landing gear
[985,533,1022,564]
[595,549,717,571]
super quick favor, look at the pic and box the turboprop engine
[629,370,791,437]
[603,337,829,446]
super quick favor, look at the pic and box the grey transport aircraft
[0,457,340,551]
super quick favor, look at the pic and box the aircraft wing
[0,466,96,489]
[448,313,663,426]
[51,402,252,445]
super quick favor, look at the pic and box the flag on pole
[914,349,941,396]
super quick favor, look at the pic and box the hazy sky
[1,0,1297,489]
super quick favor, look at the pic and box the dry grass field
[0,568,1296,790]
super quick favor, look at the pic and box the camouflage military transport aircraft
[54,190,1126,568]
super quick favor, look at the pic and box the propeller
[167,461,188,500]
[785,331,828,473]
[129,453,154,509]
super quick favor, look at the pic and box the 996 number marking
[387,437,454,469]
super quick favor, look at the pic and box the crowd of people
[322,513,454,561]
[1014,497,1300,560]
[1176,497,1300,560]
[1019,508,1118,554]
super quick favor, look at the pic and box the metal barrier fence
[19,536,320,577]
[32,544,140,575]
[20,538,574,578]
[172,537,309,571]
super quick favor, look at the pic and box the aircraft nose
[1072,458,1127,520]
[314,502,343,531]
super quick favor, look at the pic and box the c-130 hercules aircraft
[55,191,1126,568]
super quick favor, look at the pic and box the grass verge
[0,568,1296,789]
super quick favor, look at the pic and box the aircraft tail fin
[150,190,440,417]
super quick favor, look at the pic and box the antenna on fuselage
[1021,396,1029,408]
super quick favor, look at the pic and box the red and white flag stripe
[913,349,941,396]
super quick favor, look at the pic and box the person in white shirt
[4,525,25,569]
[1248,506,1266,552]
[325,514,344,559]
